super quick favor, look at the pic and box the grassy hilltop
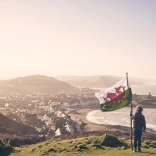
[10,134,156,156]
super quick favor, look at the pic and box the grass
[10,134,156,156]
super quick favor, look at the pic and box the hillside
[0,75,75,93]
[10,134,156,156]
[54,75,144,88]
[0,113,36,135]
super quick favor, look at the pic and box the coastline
[68,107,156,139]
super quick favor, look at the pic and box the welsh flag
[95,77,132,111]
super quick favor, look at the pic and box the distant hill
[0,75,75,93]
[0,113,36,135]
[54,75,144,88]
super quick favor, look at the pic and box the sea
[86,107,156,133]
[92,84,156,95]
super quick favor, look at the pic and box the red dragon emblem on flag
[103,86,127,108]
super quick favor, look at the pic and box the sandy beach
[69,106,124,132]
[69,106,156,134]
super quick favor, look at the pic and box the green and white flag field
[95,77,132,111]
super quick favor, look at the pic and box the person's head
[135,105,143,113]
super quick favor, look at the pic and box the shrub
[100,134,123,147]
[0,138,13,156]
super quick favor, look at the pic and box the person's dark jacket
[131,112,146,131]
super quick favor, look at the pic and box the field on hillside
[10,134,156,156]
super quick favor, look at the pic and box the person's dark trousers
[134,129,142,151]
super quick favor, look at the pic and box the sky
[0,0,156,79]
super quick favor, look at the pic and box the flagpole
[126,73,133,151]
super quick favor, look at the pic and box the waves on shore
[86,107,156,132]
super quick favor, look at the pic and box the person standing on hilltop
[131,105,146,152]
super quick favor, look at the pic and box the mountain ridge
[0,113,36,135]
[0,75,74,93]
[54,75,144,88]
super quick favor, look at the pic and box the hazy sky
[0,0,156,79]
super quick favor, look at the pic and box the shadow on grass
[141,151,156,154]
[0,146,14,156]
